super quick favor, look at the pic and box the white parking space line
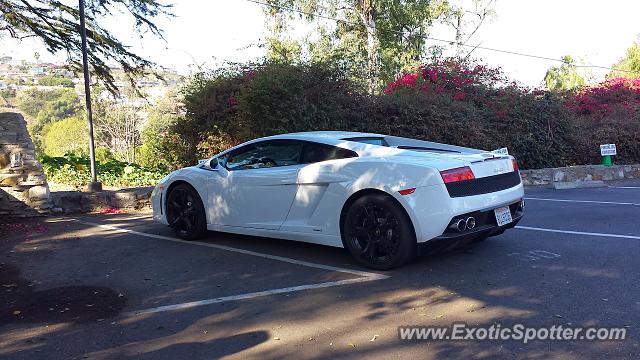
[127,277,379,316]
[76,220,389,315]
[524,197,640,206]
[608,186,640,189]
[516,225,640,240]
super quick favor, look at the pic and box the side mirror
[200,158,219,171]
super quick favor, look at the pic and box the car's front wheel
[166,183,207,240]
[342,193,416,270]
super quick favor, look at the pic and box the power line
[245,0,639,75]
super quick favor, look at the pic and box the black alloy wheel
[166,184,207,240]
[343,193,416,270]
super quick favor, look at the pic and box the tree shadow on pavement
[0,263,126,325]
[125,331,270,360]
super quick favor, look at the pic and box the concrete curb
[551,180,606,190]
[520,164,640,188]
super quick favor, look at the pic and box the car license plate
[494,206,513,227]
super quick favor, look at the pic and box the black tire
[342,193,416,270]
[166,183,207,240]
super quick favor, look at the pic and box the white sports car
[151,131,524,269]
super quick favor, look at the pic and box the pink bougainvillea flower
[565,76,640,116]
[453,91,466,101]
[383,58,506,97]
[100,208,123,214]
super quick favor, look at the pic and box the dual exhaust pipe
[449,216,476,232]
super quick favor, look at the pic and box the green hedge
[163,61,639,170]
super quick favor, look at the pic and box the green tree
[608,37,640,78]
[264,0,449,93]
[0,0,171,94]
[41,117,88,156]
[94,101,143,163]
[0,88,16,105]
[38,76,75,88]
[35,90,84,125]
[266,37,303,64]
[544,56,585,91]
[15,88,71,118]
[16,88,83,150]
[137,90,183,170]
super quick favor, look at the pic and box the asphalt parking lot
[1,181,639,359]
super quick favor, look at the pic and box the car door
[207,140,304,230]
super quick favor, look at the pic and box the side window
[225,140,303,171]
[344,137,388,147]
[301,142,358,164]
[216,153,229,168]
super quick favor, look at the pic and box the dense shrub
[169,62,365,167]
[95,147,116,163]
[41,117,88,156]
[164,59,640,170]
[560,77,640,164]
[136,92,182,172]
[372,90,577,169]
[41,153,167,188]
[381,59,580,168]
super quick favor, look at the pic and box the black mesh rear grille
[445,171,521,198]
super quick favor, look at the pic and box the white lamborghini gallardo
[151,131,524,269]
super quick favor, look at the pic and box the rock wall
[520,164,640,186]
[50,187,153,214]
[0,111,52,216]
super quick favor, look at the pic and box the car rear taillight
[512,159,519,172]
[440,166,475,183]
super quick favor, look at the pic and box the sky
[1,0,639,88]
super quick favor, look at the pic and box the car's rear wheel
[166,183,207,240]
[343,193,416,270]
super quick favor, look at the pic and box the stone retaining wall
[520,164,640,186]
[50,187,153,214]
[0,111,52,216]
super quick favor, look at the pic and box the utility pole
[79,0,102,192]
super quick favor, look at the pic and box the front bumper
[151,185,169,225]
